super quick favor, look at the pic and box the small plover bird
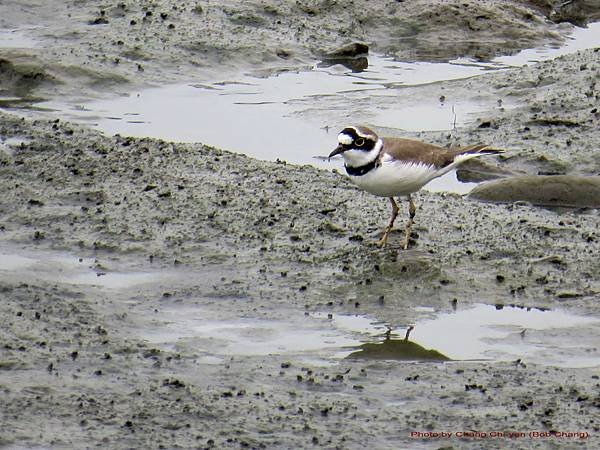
[329,126,503,249]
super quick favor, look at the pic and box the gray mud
[470,175,600,208]
[0,0,598,103]
[1,1,600,449]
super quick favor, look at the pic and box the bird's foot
[373,236,389,248]
[372,227,418,249]
[402,218,416,250]
[371,230,418,249]
[401,231,419,250]
[402,238,410,250]
[373,228,393,247]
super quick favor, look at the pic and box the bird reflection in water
[346,325,450,361]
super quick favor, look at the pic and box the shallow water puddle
[409,304,599,368]
[33,60,501,194]
[493,21,600,66]
[40,55,502,165]
[141,311,373,364]
[33,23,600,194]
[0,253,37,271]
[2,248,597,367]
[0,250,169,289]
[0,136,28,156]
[0,28,38,49]
[139,303,599,368]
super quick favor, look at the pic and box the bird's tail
[450,144,504,166]
[455,143,504,156]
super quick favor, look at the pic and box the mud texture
[2,110,599,449]
[0,0,597,103]
[1,1,600,449]
[469,175,600,208]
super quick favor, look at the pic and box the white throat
[342,139,383,168]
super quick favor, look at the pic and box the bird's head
[329,126,381,167]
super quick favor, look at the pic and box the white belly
[349,160,444,197]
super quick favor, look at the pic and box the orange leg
[402,195,417,250]
[376,197,399,247]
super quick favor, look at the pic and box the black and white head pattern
[337,126,382,168]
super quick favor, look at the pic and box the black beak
[329,144,346,159]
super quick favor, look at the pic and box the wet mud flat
[1,0,599,104]
[1,1,600,449]
[1,83,600,448]
[1,112,599,448]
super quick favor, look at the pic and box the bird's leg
[402,195,417,250]
[376,197,399,247]
[384,326,392,341]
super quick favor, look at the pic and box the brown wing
[381,137,455,169]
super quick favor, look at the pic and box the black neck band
[345,158,379,176]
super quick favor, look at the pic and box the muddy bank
[469,175,600,208]
[0,0,595,103]
[1,110,599,312]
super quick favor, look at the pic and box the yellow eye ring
[355,138,365,146]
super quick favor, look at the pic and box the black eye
[355,138,365,146]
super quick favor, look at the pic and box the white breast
[349,157,442,197]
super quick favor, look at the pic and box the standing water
[5,23,600,193]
